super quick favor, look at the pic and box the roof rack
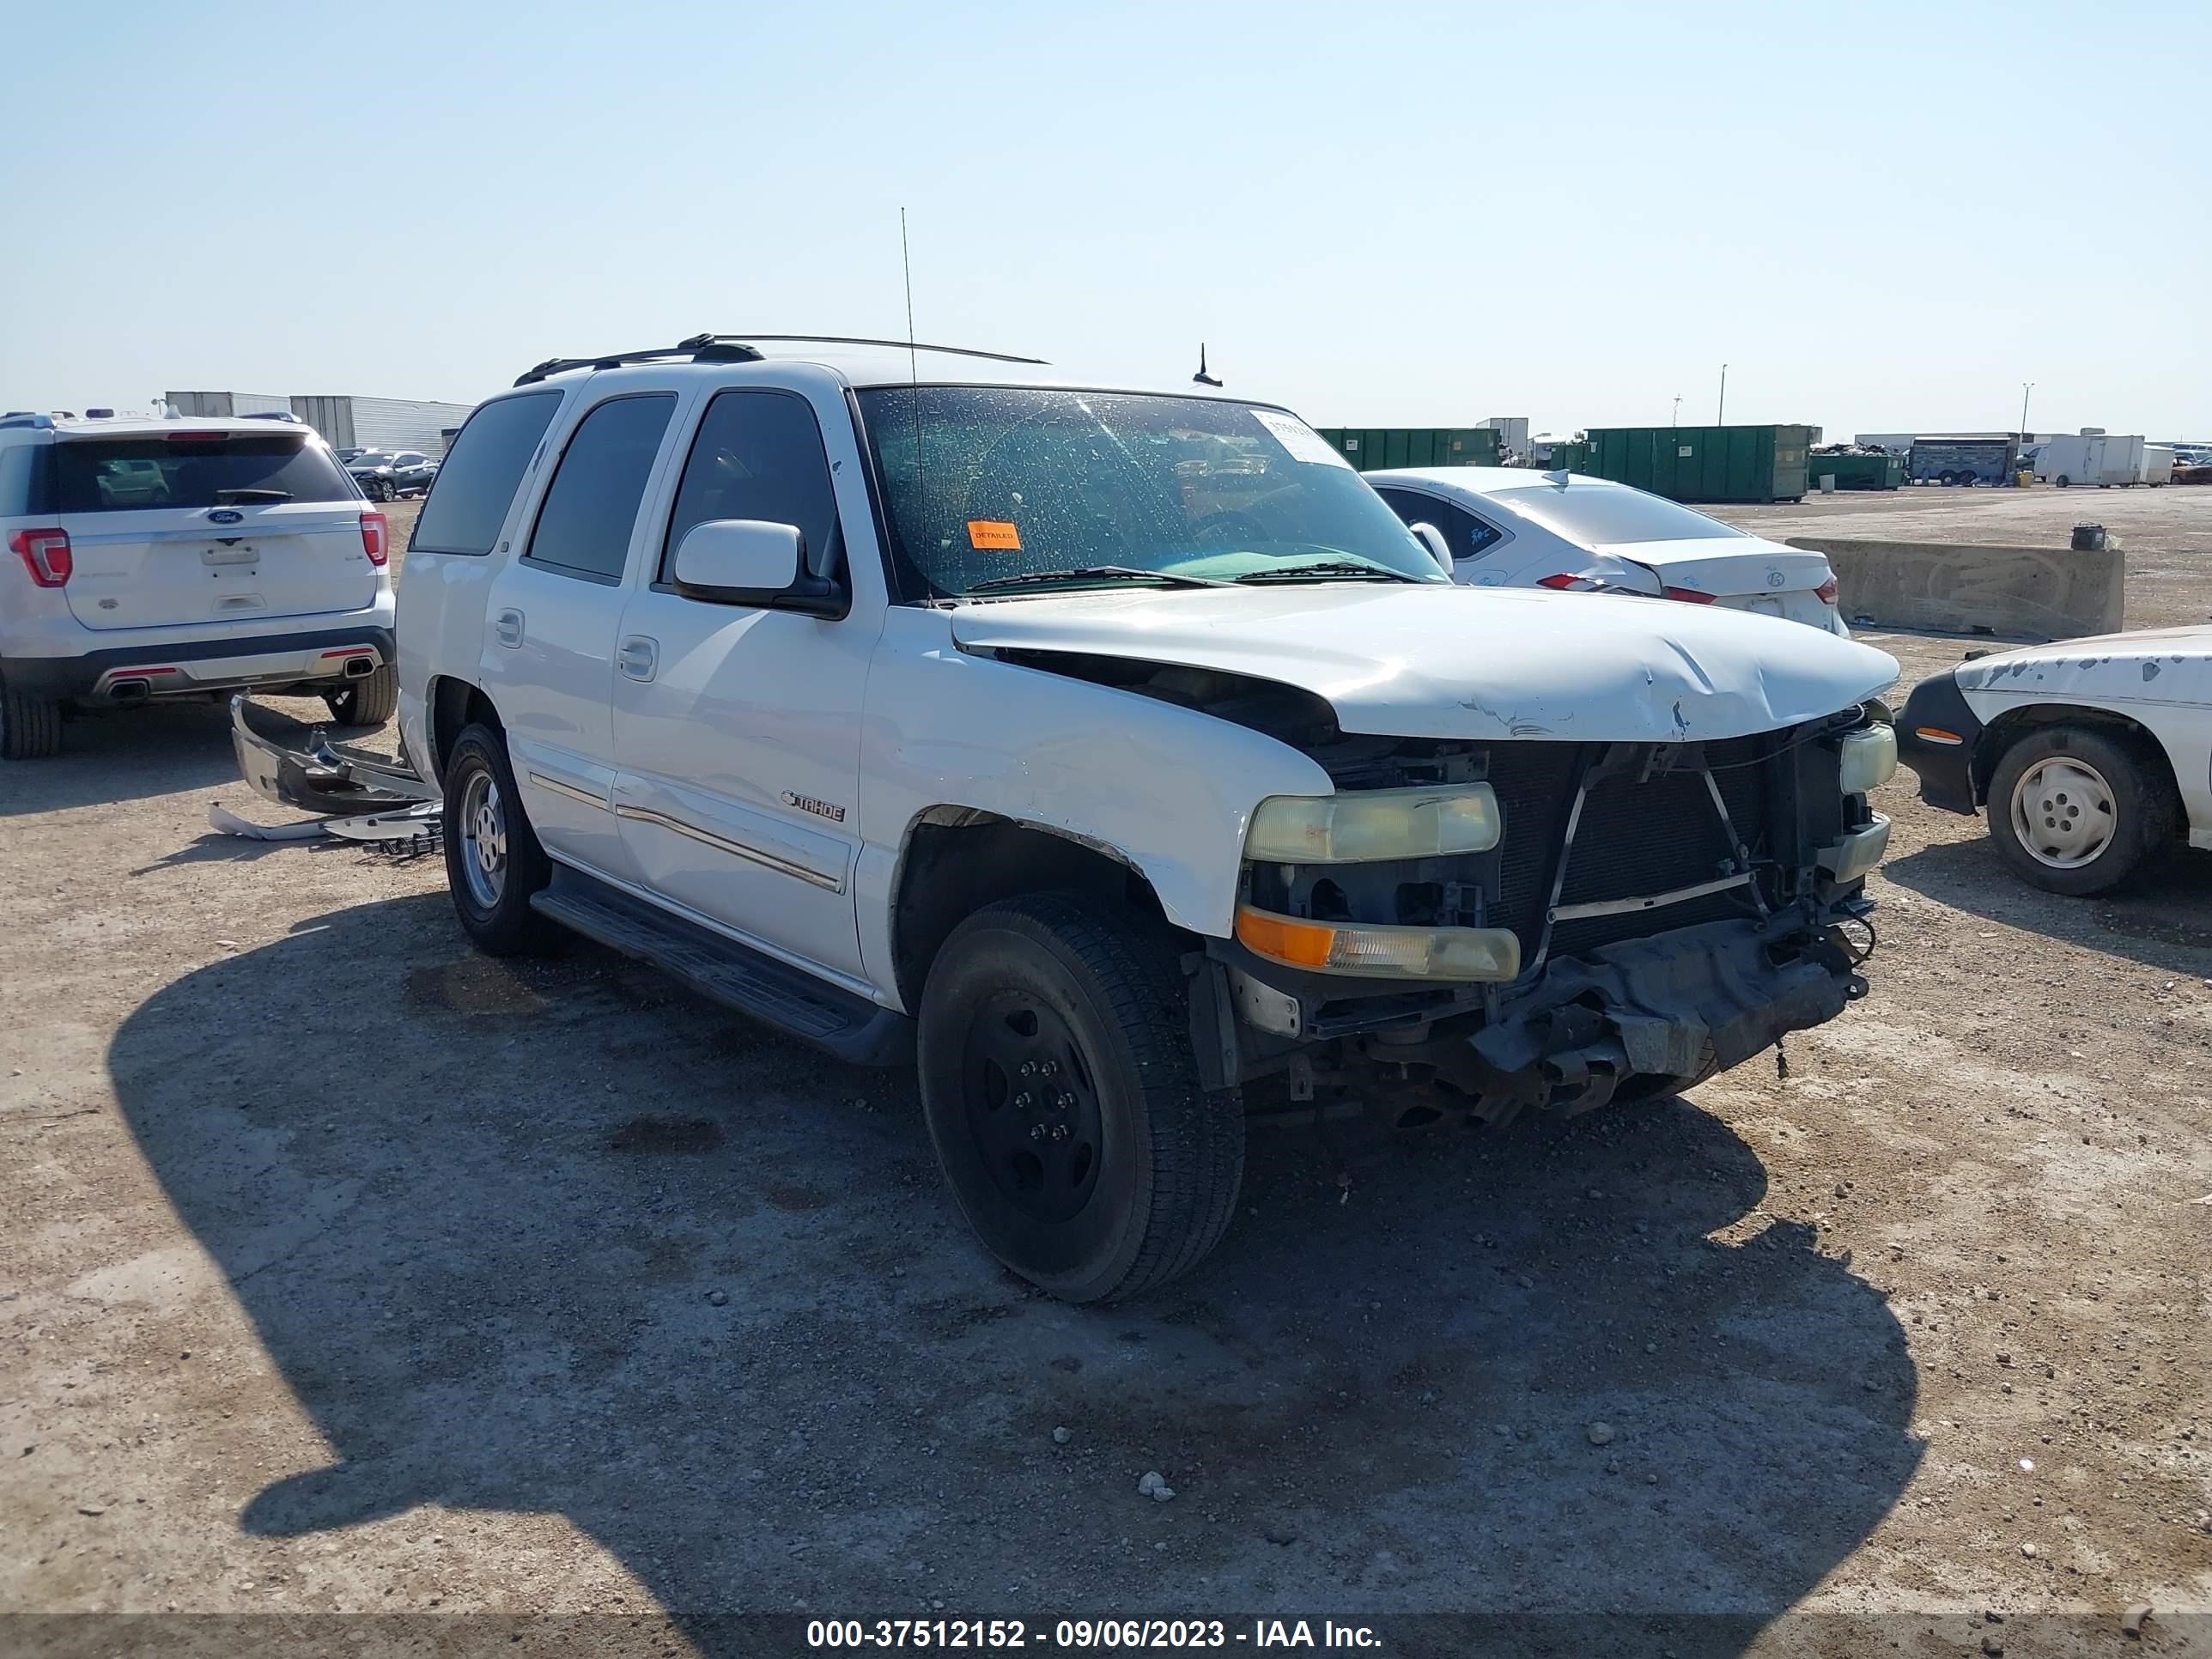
[0,412,56,430]
[513,332,1047,386]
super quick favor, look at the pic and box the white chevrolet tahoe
[0,414,398,757]
[394,334,1899,1302]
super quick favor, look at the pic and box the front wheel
[1986,726,2177,896]
[441,723,555,953]
[2054,474,2071,488]
[917,893,1243,1303]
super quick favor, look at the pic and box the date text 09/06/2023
[806,1618,1382,1649]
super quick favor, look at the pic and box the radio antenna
[901,207,923,487]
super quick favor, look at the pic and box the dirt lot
[3,488,2209,1657]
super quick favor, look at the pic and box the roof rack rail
[0,412,56,430]
[512,332,1047,386]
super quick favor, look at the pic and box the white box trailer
[289,394,477,458]
[2035,431,2146,489]
[2142,445,2175,485]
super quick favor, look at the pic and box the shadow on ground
[108,895,1922,1653]
[1884,836,2212,975]
[0,702,250,817]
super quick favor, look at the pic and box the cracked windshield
[858,386,1449,598]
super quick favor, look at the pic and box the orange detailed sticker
[967,520,1023,551]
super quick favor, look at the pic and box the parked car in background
[1898,628,2212,894]
[366,334,1897,1301]
[1364,467,1848,635]
[346,450,438,501]
[0,414,395,758]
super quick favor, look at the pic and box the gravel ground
[3,489,2209,1658]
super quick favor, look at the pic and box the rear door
[52,431,374,629]
[479,390,681,880]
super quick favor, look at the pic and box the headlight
[1236,906,1521,981]
[1245,783,1501,864]
[1837,724,1898,794]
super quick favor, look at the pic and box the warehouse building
[161,390,477,456]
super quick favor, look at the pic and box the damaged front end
[1201,702,1890,1123]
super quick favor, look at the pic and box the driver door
[609,386,870,982]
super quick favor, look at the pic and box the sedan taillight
[1815,575,1840,605]
[1662,585,1717,604]
[1535,573,1605,592]
[8,526,72,587]
[360,512,390,568]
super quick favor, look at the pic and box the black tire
[441,722,555,954]
[2054,474,2071,488]
[325,663,398,726]
[0,668,63,760]
[1985,724,2177,896]
[917,892,1243,1303]
[1939,471,1958,486]
[376,477,397,502]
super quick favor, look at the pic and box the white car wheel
[2007,756,2116,869]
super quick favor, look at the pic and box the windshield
[1486,483,1746,546]
[52,435,357,512]
[856,386,1449,599]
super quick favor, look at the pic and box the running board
[530,869,913,1067]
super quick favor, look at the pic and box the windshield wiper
[214,489,292,505]
[965,565,1233,594]
[1232,559,1421,584]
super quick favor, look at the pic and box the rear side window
[0,443,53,516]
[1373,489,1504,562]
[50,435,356,513]
[524,394,677,583]
[661,390,841,582]
[410,392,562,556]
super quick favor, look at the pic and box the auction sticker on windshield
[1249,409,1352,469]
[967,520,1024,550]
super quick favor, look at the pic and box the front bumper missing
[230,693,439,817]
[1244,908,1869,1122]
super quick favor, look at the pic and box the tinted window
[50,435,356,513]
[525,394,676,582]
[662,391,841,582]
[0,443,53,516]
[1373,489,1505,562]
[410,392,562,556]
[394,453,426,466]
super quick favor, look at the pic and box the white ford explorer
[0,413,398,757]
[394,334,1900,1302]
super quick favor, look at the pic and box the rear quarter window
[0,443,54,516]
[410,392,563,556]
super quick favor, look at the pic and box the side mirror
[670,519,844,617]
[1408,522,1455,573]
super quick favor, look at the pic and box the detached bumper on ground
[230,693,437,817]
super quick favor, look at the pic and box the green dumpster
[1310,427,1502,472]
[1580,424,1817,504]
[1805,452,1905,491]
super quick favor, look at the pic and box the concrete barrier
[1785,537,2124,641]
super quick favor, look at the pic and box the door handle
[617,635,659,683]
[494,607,524,648]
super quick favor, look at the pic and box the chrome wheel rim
[2009,756,2115,869]
[459,771,508,908]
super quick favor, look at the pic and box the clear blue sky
[4,1,2206,439]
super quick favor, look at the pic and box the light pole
[2019,381,2033,438]
[1672,396,1681,426]
[1717,363,1729,425]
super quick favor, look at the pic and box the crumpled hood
[951,583,1899,742]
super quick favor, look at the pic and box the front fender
[856,611,1334,987]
